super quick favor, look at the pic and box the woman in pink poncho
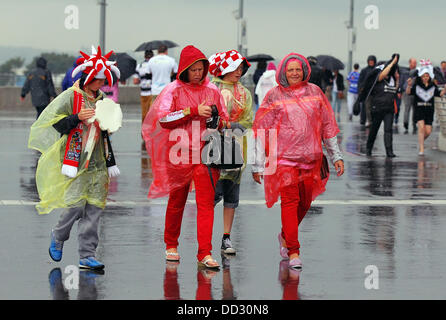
[252,53,344,269]
[142,45,229,269]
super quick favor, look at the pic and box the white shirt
[255,70,277,105]
[147,54,178,95]
[135,59,152,96]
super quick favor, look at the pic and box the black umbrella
[110,52,137,81]
[246,54,274,62]
[316,55,345,71]
[135,40,179,52]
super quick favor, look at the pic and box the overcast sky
[1,0,445,68]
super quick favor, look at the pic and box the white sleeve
[323,136,343,164]
[251,136,265,173]
[172,59,178,73]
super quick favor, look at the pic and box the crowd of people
[23,44,446,273]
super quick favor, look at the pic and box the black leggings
[366,111,394,151]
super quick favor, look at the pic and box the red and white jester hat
[72,45,120,86]
[208,50,250,77]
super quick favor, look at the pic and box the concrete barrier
[0,86,141,110]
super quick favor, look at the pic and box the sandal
[165,250,180,262]
[197,256,220,269]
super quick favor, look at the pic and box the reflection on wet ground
[2,107,446,299]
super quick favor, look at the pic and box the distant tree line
[0,52,77,85]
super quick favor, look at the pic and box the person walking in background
[255,62,277,107]
[400,58,418,134]
[252,53,344,269]
[331,69,345,121]
[252,60,267,108]
[134,50,154,122]
[142,45,229,269]
[208,49,253,255]
[358,55,377,126]
[21,57,57,119]
[307,56,323,90]
[321,67,333,99]
[436,61,446,86]
[406,59,446,155]
[347,63,360,121]
[147,44,178,102]
[62,57,82,91]
[366,54,400,158]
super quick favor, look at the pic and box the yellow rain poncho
[28,84,109,214]
[211,78,253,183]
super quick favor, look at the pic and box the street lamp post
[99,0,107,51]
[347,0,355,73]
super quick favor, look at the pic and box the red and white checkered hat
[208,50,250,77]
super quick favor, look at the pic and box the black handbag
[201,130,244,170]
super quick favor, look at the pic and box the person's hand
[397,93,402,99]
[20,96,25,102]
[252,172,263,184]
[198,101,212,118]
[78,107,95,121]
[334,160,344,176]
[133,77,140,85]
[407,78,413,87]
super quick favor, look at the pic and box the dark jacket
[21,57,57,107]
[334,73,345,91]
[308,62,323,89]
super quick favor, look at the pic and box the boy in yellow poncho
[28,46,120,270]
[208,50,253,255]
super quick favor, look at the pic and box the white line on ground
[0,117,141,123]
[2,199,446,206]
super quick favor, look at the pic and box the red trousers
[280,176,313,256]
[164,164,219,261]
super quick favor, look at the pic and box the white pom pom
[108,165,120,177]
[61,164,78,178]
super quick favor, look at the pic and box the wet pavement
[1,104,446,300]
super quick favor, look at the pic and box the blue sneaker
[79,257,105,270]
[49,230,64,262]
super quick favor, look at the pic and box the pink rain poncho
[252,53,339,208]
[141,45,229,198]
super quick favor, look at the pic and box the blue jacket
[62,60,82,91]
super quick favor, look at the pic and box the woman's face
[421,73,430,83]
[222,63,243,83]
[86,78,106,92]
[187,61,205,84]
[285,61,304,86]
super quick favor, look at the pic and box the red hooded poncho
[142,45,229,198]
[252,53,339,208]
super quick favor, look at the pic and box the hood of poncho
[176,45,209,83]
[276,53,311,88]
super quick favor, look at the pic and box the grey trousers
[402,93,415,127]
[53,203,102,259]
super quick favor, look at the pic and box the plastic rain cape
[142,77,228,198]
[211,77,253,183]
[28,85,109,214]
[252,53,339,208]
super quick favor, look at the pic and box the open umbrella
[135,40,179,52]
[246,54,274,62]
[316,55,345,71]
[111,53,136,81]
